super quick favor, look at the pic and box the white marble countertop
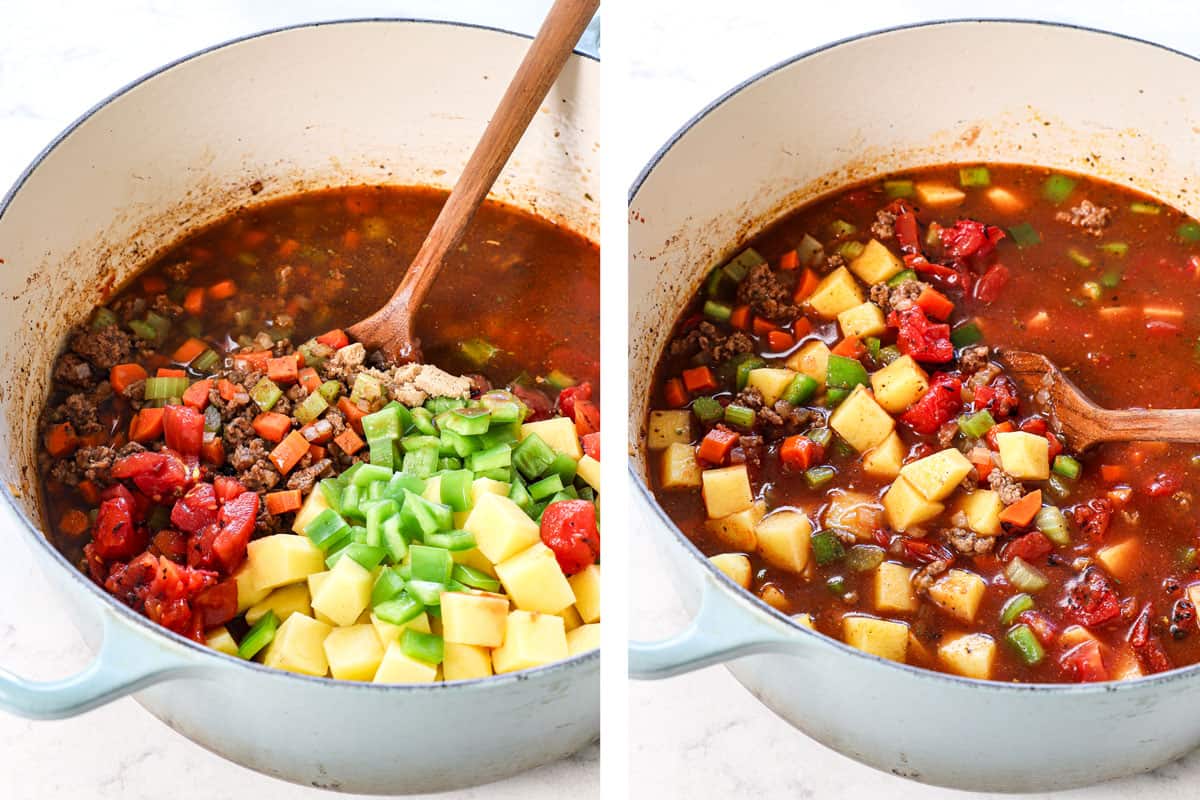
[626,1,1200,798]
[0,2,596,798]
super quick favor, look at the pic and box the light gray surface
[0,1,597,798]
[626,1,1200,798]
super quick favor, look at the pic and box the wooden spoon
[996,349,1200,450]
[347,0,600,363]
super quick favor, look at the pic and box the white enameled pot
[0,19,598,794]
[628,20,1200,793]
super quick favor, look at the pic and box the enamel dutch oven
[628,20,1200,792]
[0,19,598,794]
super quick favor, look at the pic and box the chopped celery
[886,269,918,287]
[294,392,329,425]
[190,349,220,373]
[691,396,723,424]
[1005,556,1048,592]
[723,404,755,429]
[838,240,865,261]
[545,369,576,390]
[91,307,118,330]
[703,300,732,323]
[460,337,499,367]
[1066,248,1092,268]
[144,376,189,400]
[317,380,342,405]
[722,248,765,282]
[806,427,833,448]
[958,410,995,439]
[1130,201,1161,215]
[781,374,819,406]
[828,219,857,238]
[250,377,282,411]
[805,465,837,489]
[1042,174,1076,204]
[796,234,824,268]
[845,545,885,572]
[884,179,914,198]
[1005,624,1045,665]
[735,356,767,391]
[1052,455,1082,480]
[1000,593,1034,626]
[959,166,990,187]
[350,373,383,408]
[1098,241,1128,257]
[1035,505,1071,546]
[238,612,279,660]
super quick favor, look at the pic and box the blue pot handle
[0,611,196,719]
[629,571,811,679]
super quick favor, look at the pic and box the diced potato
[928,569,987,622]
[701,464,754,518]
[759,584,789,611]
[421,475,443,504]
[520,417,582,460]
[492,610,569,674]
[1189,585,1200,629]
[567,623,601,656]
[1112,646,1144,680]
[443,642,494,681]
[747,368,798,406]
[247,534,326,593]
[1096,539,1139,579]
[843,615,909,662]
[262,613,332,676]
[576,455,600,491]
[874,561,918,613]
[806,266,865,318]
[292,487,331,534]
[709,553,752,588]
[323,624,385,682]
[793,613,815,629]
[705,501,766,551]
[785,340,831,386]
[915,182,966,207]
[848,239,904,284]
[441,591,510,647]
[471,477,510,504]
[985,186,1025,213]
[307,571,336,625]
[938,633,996,680]
[495,543,576,614]
[955,490,1004,536]
[370,611,431,649]
[899,448,973,502]
[233,562,271,613]
[310,555,373,627]
[464,493,542,564]
[452,547,498,577]
[660,442,702,490]
[754,509,812,573]
[996,431,1050,480]
[837,302,887,339]
[823,489,882,540]
[828,385,894,452]
[862,431,904,479]
[569,564,601,624]
[205,626,239,656]
[882,476,945,531]
[870,355,930,413]
[1059,625,1099,650]
[373,641,438,683]
[561,604,584,632]
[647,410,692,450]
[246,582,312,625]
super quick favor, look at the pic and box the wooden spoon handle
[1091,408,1200,445]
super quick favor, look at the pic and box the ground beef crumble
[869,278,927,314]
[736,262,799,323]
[944,527,996,556]
[1055,199,1112,236]
[988,469,1025,505]
[667,321,754,365]
[871,208,897,240]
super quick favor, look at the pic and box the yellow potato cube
[452,547,498,578]
[709,553,752,588]
[829,385,894,452]
[754,509,812,573]
[659,442,702,490]
[292,487,331,534]
[443,642,494,681]
[262,613,332,676]
[938,633,996,680]
[1189,584,1200,627]
[372,641,439,683]
[421,475,443,504]
[576,455,600,491]
[310,555,373,627]
[704,501,766,551]
[806,267,865,318]
[471,476,510,504]
[246,582,312,625]
[323,624,385,682]
[205,626,239,657]
[874,561,918,613]
[899,448,974,502]
[1096,539,1139,579]
[247,534,326,593]
[492,610,569,674]
[837,302,887,339]
[869,355,930,413]
[233,562,271,613]
[848,239,905,284]
[464,493,542,564]
[793,613,816,629]
[1059,625,1100,650]
[647,410,692,450]
[495,543,576,614]
[915,182,966,207]
[843,615,909,662]
[862,431,905,479]
[370,611,431,649]
[985,186,1025,213]
[441,591,510,647]
[561,604,584,632]
[823,489,883,540]
[882,476,945,531]
[306,572,336,625]
[520,417,582,459]
[996,431,1050,480]
[569,564,601,624]
[928,569,987,622]
[785,340,831,386]
[567,623,601,656]
[955,490,1004,536]
[746,368,798,405]
[701,464,754,519]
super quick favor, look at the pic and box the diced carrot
[207,279,238,300]
[337,397,368,434]
[242,229,268,249]
[1100,464,1128,483]
[969,449,995,480]
[45,422,79,458]
[697,428,739,465]
[791,317,813,338]
[218,379,241,402]
[267,355,299,384]
[233,350,272,372]
[767,330,794,351]
[663,378,688,409]
[141,274,168,294]
[172,337,209,364]
[77,479,102,505]
[298,367,321,394]
[779,250,799,271]
[780,435,821,470]
[252,412,293,443]
[269,430,310,475]
[308,444,326,461]
[333,428,365,456]
[752,317,777,335]
[729,305,752,331]
[345,193,379,215]
[277,238,300,257]
[999,490,1042,527]
[183,287,205,316]
[156,368,187,378]
[109,363,148,395]
[831,336,864,358]
[201,437,225,467]
[916,286,955,321]
[1133,440,1170,456]
[342,229,361,250]
[264,489,303,515]
[301,422,333,445]
[78,430,108,448]
[58,509,91,537]
[182,379,212,410]
[129,407,165,442]
[316,329,351,349]
[681,366,718,393]
[793,269,820,302]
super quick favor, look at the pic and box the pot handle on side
[629,571,811,679]
[0,611,197,719]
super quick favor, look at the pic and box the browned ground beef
[150,294,184,319]
[62,393,103,435]
[944,527,996,555]
[758,400,818,435]
[988,469,1024,505]
[958,345,991,375]
[736,263,798,323]
[667,321,754,365]
[912,559,950,593]
[869,278,926,314]
[287,458,334,493]
[229,439,281,492]
[871,209,897,240]
[1056,199,1112,236]
[53,354,96,389]
[823,253,846,273]
[69,325,134,370]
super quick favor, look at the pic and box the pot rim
[628,16,1200,694]
[1,17,599,692]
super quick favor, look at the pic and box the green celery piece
[238,612,279,660]
[250,377,282,411]
[349,373,383,408]
[294,392,329,425]
[317,380,342,405]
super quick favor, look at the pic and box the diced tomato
[890,306,953,363]
[582,432,600,460]
[1063,567,1122,627]
[1129,603,1173,675]
[539,499,600,576]
[898,537,955,566]
[890,200,921,254]
[780,435,824,471]
[144,556,218,641]
[1016,609,1058,644]
[171,483,219,534]
[1143,472,1182,497]
[574,400,601,437]
[1018,416,1048,435]
[909,253,972,292]
[163,404,204,457]
[972,263,1010,302]
[900,372,962,434]
[151,528,190,561]
[213,476,246,503]
[182,379,212,411]
[697,426,740,465]
[211,491,260,573]
[940,218,1006,260]
[915,286,955,321]
[103,552,160,607]
[1060,639,1109,683]
[111,450,192,501]
[510,383,553,422]
[556,382,592,420]
[1001,531,1053,562]
[192,579,239,628]
[1070,497,1113,542]
[91,495,146,560]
